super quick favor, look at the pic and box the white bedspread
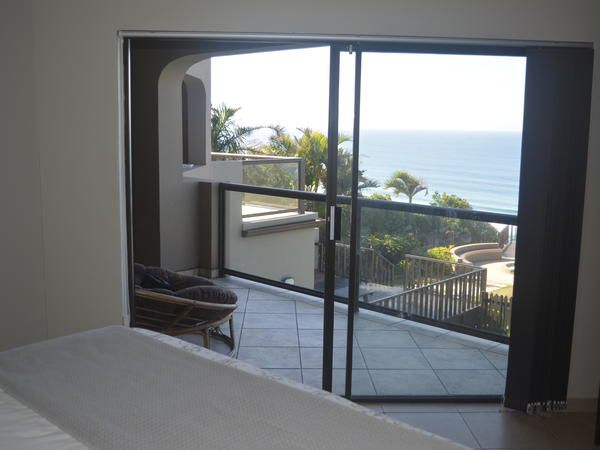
[0,387,87,450]
[0,326,468,450]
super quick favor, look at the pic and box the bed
[0,326,467,449]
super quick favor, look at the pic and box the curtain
[505,46,594,412]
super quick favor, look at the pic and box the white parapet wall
[225,191,319,289]
[452,242,503,264]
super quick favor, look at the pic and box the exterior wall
[187,61,212,166]
[0,0,597,399]
[224,191,319,289]
[182,75,207,166]
[185,160,243,277]
[184,157,319,285]
[158,57,212,271]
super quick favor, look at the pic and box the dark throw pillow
[141,272,173,291]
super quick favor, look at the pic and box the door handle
[329,205,342,241]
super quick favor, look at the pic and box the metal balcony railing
[218,182,517,343]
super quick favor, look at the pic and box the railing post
[467,273,473,309]
[298,159,306,215]
[460,275,466,314]
[447,280,452,318]
[436,283,442,320]
[218,183,225,277]
[482,291,488,325]
[481,269,487,294]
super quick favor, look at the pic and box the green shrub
[426,245,454,262]
[363,233,424,266]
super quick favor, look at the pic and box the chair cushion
[168,273,215,291]
[134,263,216,290]
[176,286,238,305]
[141,272,173,291]
[133,263,146,287]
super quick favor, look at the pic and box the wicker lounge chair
[133,264,238,353]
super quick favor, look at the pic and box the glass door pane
[209,46,339,392]
[348,51,525,398]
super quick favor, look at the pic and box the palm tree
[210,104,260,153]
[384,171,428,203]
[262,125,298,157]
[336,149,379,196]
[295,128,331,192]
[262,127,347,192]
[260,126,378,193]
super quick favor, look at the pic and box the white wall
[0,0,47,350]
[158,55,212,271]
[1,0,598,398]
[224,190,319,289]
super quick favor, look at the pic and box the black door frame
[321,41,526,395]
[322,47,340,392]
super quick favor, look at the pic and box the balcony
[180,155,515,397]
[191,275,509,397]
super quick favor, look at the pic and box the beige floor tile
[544,412,597,450]
[462,411,563,449]
[455,402,506,413]
[382,402,459,413]
[386,412,481,448]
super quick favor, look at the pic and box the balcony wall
[224,190,319,287]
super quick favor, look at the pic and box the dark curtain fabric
[505,46,594,412]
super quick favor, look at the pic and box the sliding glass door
[339,46,525,400]
[196,41,523,398]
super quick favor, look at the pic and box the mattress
[0,326,468,449]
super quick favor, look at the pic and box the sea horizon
[344,129,522,216]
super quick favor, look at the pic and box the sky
[210,47,527,135]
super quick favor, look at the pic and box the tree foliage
[262,125,298,157]
[211,104,261,153]
[429,191,472,209]
[336,149,379,196]
[261,126,377,194]
[384,171,428,203]
[360,189,499,259]
[363,233,423,266]
[426,246,454,262]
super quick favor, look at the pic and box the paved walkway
[476,259,515,291]
[181,276,508,397]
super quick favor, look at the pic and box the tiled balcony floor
[183,276,508,397]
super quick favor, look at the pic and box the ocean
[350,130,522,216]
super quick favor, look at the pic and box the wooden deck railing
[371,255,514,337]
[316,249,484,290]
[403,254,482,290]
[479,292,513,334]
[373,266,487,321]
